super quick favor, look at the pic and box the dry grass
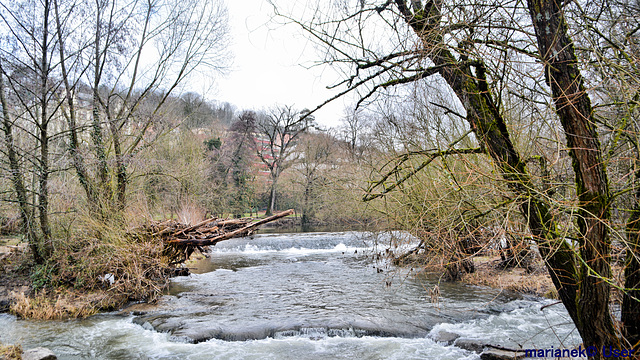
[176,202,205,226]
[461,256,558,298]
[0,342,22,360]
[8,210,177,320]
[9,290,118,320]
[396,248,558,298]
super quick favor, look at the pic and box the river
[0,231,581,359]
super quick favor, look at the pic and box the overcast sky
[212,0,349,128]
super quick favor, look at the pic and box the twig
[541,301,563,310]
[173,217,219,236]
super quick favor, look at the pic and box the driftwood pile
[132,209,294,266]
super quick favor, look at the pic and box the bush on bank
[8,214,176,320]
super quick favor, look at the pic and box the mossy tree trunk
[53,0,96,210]
[37,0,53,259]
[526,0,619,352]
[0,0,56,263]
[624,166,640,346]
[394,0,620,353]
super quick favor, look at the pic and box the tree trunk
[38,0,52,258]
[54,0,96,208]
[624,166,640,345]
[92,8,109,212]
[38,112,51,258]
[301,179,312,230]
[267,175,278,216]
[108,118,126,211]
[527,0,619,352]
[0,71,43,264]
[394,0,584,345]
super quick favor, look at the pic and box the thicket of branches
[0,0,230,264]
[272,0,640,355]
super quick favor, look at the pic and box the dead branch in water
[130,210,295,266]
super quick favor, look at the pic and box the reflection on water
[0,231,580,359]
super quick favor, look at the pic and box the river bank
[0,239,559,318]
[0,211,300,321]
[461,256,557,299]
[0,231,580,360]
[0,245,31,313]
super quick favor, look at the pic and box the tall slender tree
[0,0,230,262]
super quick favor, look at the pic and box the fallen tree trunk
[167,209,294,247]
[130,210,295,266]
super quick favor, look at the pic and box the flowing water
[0,231,581,359]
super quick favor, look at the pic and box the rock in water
[22,347,57,360]
[432,330,460,344]
[454,338,485,353]
[480,348,525,360]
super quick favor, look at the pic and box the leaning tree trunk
[624,166,640,346]
[527,0,619,352]
[394,0,581,327]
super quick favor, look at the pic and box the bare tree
[69,0,230,213]
[340,108,372,157]
[0,68,42,263]
[0,0,229,262]
[294,131,335,228]
[254,105,314,215]
[219,110,259,217]
[274,0,638,353]
[0,0,67,262]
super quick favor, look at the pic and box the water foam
[211,242,369,256]
[430,299,580,351]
